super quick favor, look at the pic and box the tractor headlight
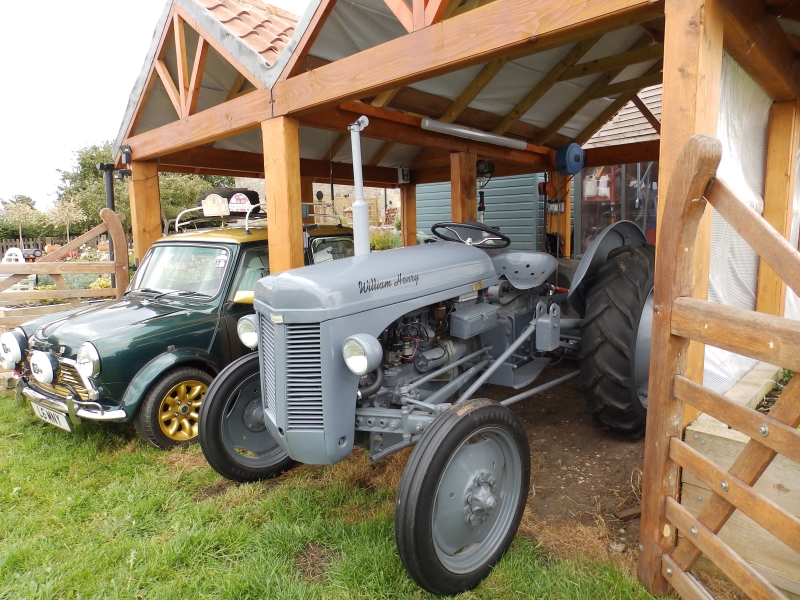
[30,351,60,384]
[76,343,101,378]
[237,315,258,349]
[342,334,383,376]
[0,328,27,364]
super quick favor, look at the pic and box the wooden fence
[638,135,800,599]
[0,209,130,330]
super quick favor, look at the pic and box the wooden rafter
[589,71,663,98]
[173,14,190,116]
[279,0,338,81]
[492,35,601,136]
[558,42,662,82]
[723,0,800,101]
[630,94,661,134]
[226,73,247,102]
[533,34,652,146]
[573,59,663,144]
[272,0,664,117]
[154,60,182,118]
[383,0,450,33]
[187,37,209,116]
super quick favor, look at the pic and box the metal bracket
[535,302,561,352]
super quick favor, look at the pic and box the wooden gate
[0,208,130,330]
[638,135,800,599]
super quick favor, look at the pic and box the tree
[57,142,234,232]
[1,201,40,249]
[47,199,87,243]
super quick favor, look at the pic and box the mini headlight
[342,334,383,375]
[76,343,101,378]
[30,351,60,384]
[0,328,26,363]
[237,315,258,349]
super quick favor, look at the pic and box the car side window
[228,248,269,300]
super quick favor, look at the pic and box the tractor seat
[492,252,557,290]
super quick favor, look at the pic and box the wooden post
[657,0,724,425]
[639,0,723,593]
[100,208,131,296]
[262,117,305,273]
[128,161,162,262]
[756,100,799,317]
[401,184,417,246]
[546,172,572,258]
[451,152,477,222]
[300,176,316,225]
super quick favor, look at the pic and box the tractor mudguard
[121,348,221,415]
[567,221,647,317]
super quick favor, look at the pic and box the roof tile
[197,0,297,67]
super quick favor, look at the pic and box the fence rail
[0,209,129,330]
[638,135,800,600]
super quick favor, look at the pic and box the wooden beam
[630,94,661,133]
[400,185,417,246]
[573,58,663,144]
[262,117,305,273]
[451,152,477,222]
[128,162,162,261]
[278,0,338,81]
[583,140,659,167]
[125,87,271,160]
[638,0,724,593]
[226,73,247,102]
[757,100,800,316]
[271,0,666,117]
[425,0,449,26]
[330,88,400,161]
[173,14,190,116]
[187,37,209,116]
[534,34,653,145]
[154,59,182,118]
[558,42,663,81]
[299,106,554,168]
[589,72,663,99]
[413,0,425,30]
[384,0,414,33]
[722,0,800,101]
[439,58,508,123]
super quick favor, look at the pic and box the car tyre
[198,353,294,482]
[395,398,530,595]
[135,366,212,449]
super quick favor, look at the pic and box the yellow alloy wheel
[158,379,208,442]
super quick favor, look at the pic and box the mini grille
[260,314,277,419]
[285,324,323,430]
[34,362,90,402]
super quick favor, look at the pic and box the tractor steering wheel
[431,222,511,249]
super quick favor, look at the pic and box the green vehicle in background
[1,223,354,448]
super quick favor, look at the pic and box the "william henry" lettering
[358,273,419,294]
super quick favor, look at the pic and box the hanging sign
[228,192,252,213]
[201,194,229,216]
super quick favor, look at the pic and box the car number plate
[30,402,72,432]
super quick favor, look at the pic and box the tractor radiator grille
[284,324,323,430]
[260,314,277,419]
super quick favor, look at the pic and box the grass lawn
[0,392,654,600]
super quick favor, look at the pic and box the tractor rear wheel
[580,243,655,438]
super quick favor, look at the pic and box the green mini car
[1,224,354,448]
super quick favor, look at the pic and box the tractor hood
[24,296,185,356]
[255,243,498,322]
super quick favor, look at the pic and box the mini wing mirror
[233,291,254,305]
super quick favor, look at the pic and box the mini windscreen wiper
[128,287,168,298]
[166,290,212,298]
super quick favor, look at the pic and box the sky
[0,0,312,209]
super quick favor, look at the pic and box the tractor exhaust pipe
[348,115,370,256]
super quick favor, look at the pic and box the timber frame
[113,1,800,596]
